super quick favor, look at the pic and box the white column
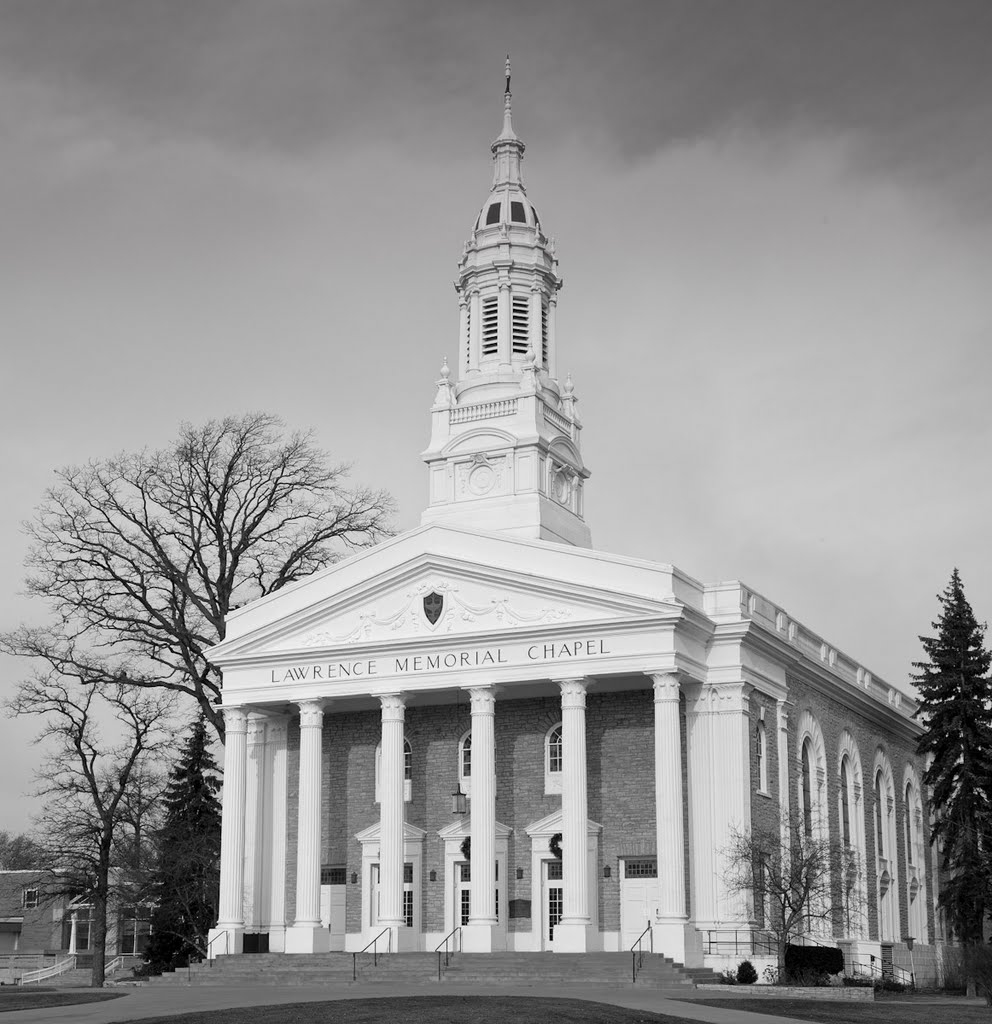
[547,295,558,379]
[242,714,267,932]
[286,699,330,953]
[68,912,78,955]
[497,279,511,369]
[650,673,690,961]
[210,706,249,955]
[463,686,497,952]
[378,693,415,950]
[685,683,753,931]
[458,296,470,376]
[555,677,591,952]
[529,286,543,365]
[263,716,289,951]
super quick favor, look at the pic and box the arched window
[874,771,884,857]
[905,783,913,865]
[801,740,813,837]
[840,757,851,847]
[375,738,413,803]
[545,723,563,795]
[756,721,768,792]
[457,731,472,797]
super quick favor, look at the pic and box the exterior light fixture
[429,869,437,882]
[516,867,524,880]
[603,865,612,878]
[350,872,358,885]
[451,783,468,815]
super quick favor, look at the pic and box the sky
[1,0,990,833]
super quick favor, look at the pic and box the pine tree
[914,569,992,946]
[144,715,222,971]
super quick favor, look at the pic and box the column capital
[686,681,752,715]
[379,692,406,721]
[223,706,249,734]
[246,714,268,745]
[649,673,681,701]
[556,677,589,708]
[465,685,496,715]
[295,699,326,729]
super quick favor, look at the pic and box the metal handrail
[352,927,390,982]
[435,926,461,981]
[846,952,914,988]
[704,929,777,957]
[206,931,229,965]
[630,923,653,983]
[20,955,76,985]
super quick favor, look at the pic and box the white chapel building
[206,68,941,979]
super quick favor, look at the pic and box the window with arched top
[756,721,768,793]
[545,723,563,794]
[374,738,413,804]
[874,771,884,857]
[873,754,899,941]
[801,740,813,837]
[836,732,867,940]
[905,783,913,865]
[903,770,928,943]
[840,758,851,847]
[458,731,472,797]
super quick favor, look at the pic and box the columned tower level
[421,60,592,547]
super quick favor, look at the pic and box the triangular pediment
[355,821,426,845]
[525,809,602,838]
[437,816,513,840]
[208,526,681,664]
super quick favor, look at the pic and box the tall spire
[492,55,523,185]
[499,54,517,141]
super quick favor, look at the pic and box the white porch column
[68,911,78,954]
[209,705,249,955]
[286,699,330,953]
[263,716,289,951]
[463,686,497,952]
[242,714,267,932]
[650,673,691,962]
[555,677,591,951]
[378,693,415,950]
[685,683,753,932]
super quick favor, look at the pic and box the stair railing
[19,955,76,985]
[352,927,391,982]
[206,930,229,966]
[435,926,461,981]
[631,923,653,983]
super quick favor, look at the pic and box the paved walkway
[1,983,810,1024]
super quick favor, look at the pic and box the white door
[371,863,414,930]
[455,861,472,929]
[320,873,347,951]
[620,858,658,950]
[544,860,564,950]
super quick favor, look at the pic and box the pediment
[438,817,513,840]
[355,821,426,845]
[525,809,602,838]
[208,526,681,664]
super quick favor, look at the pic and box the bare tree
[1,413,393,739]
[724,816,852,972]
[6,660,174,989]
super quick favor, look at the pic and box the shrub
[842,975,872,988]
[874,977,906,994]
[720,969,738,985]
[736,960,758,984]
[762,965,780,985]
[784,943,845,983]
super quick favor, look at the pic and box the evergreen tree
[914,569,992,946]
[144,715,222,971]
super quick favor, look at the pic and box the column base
[266,926,288,953]
[553,921,590,952]
[651,920,702,967]
[207,926,243,957]
[461,922,498,952]
[285,925,331,954]
[372,924,418,952]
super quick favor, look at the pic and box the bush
[874,977,906,994]
[720,969,738,985]
[842,975,872,988]
[784,943,845,983]
[736,960,758,984]
[762,965,780,985]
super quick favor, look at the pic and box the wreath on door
[460,836,471,861]
[549,832,563,859]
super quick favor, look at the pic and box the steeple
[420,61,592,548]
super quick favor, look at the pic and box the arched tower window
[544,723,563,795]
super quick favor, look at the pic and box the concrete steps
[149,951,719,991]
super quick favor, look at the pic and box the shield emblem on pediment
[423,591,444,626]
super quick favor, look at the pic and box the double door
[370,862,414,929]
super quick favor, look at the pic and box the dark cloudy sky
[1,0,991,830]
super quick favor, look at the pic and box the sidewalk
[0,983,810,1024]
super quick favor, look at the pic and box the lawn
[119,996,703,1024]
[693,994,988,1024]
[0,986,126,1012]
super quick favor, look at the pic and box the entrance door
[544,860,563,950]
[371,863,414,929]
[320,868,347,951]
[620,858,658,950]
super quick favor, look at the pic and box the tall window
[840,757,851,846]
[545,723,563,794]
[548,726,562,773]
[801,740,813,837]
[755,721,768,792]
[874,771,884,857]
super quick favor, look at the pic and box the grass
[693,993,988,1024]
[117,996,704,1024]
[0,986,126,1012]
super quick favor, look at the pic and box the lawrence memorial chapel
[206,67,941,982]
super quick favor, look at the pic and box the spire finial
[498,55,516,141]
[505,55,511,95]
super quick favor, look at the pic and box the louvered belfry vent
[481,296,499,356]
[511,296,529,355]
